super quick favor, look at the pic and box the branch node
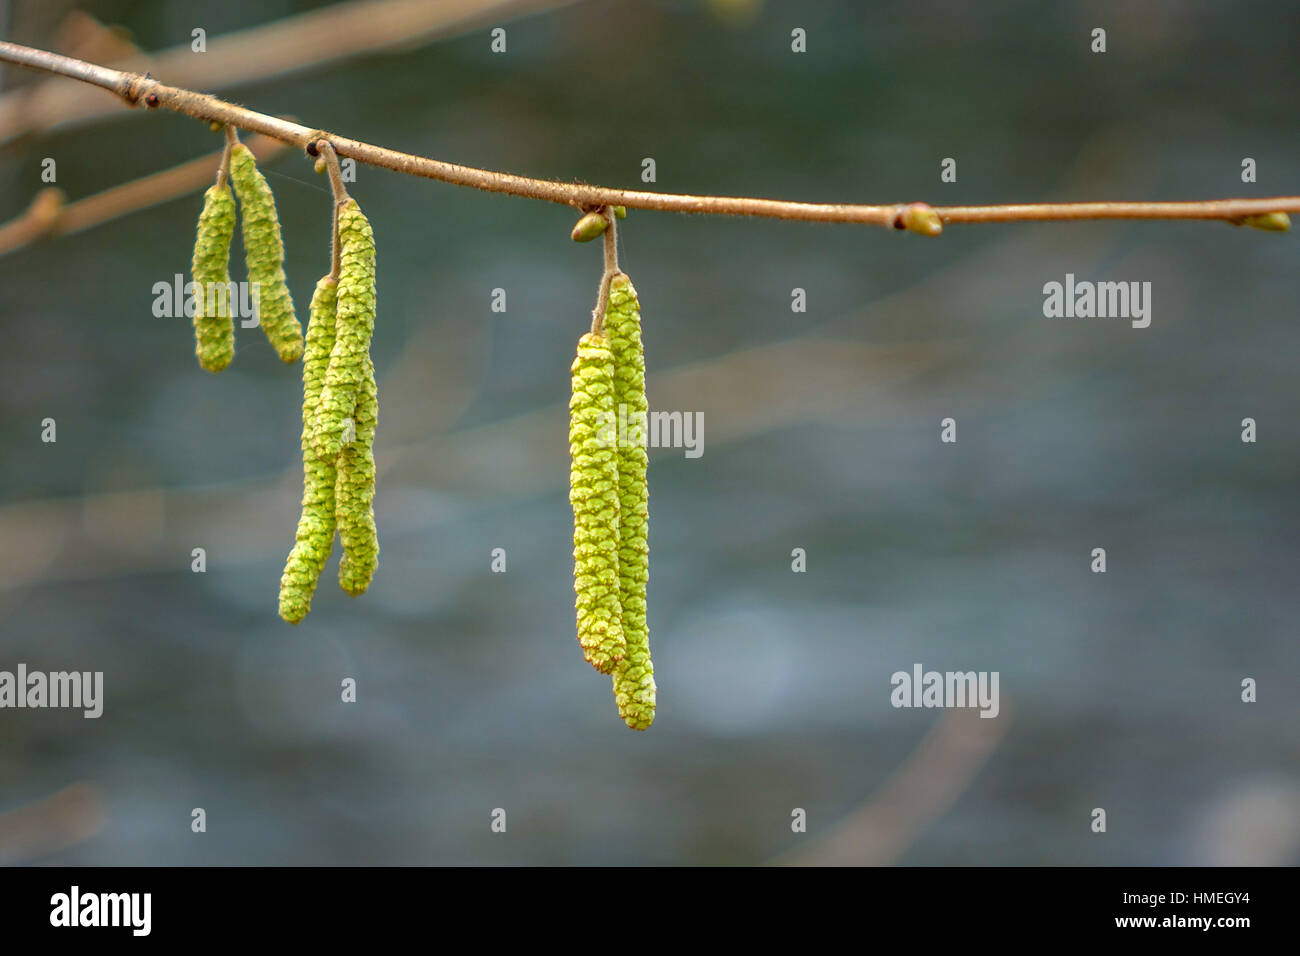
[118,72,145,105]
[316,140,351,205]
[303,131,331,158]
[894,202,944,236]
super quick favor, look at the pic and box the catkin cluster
[278,198,380,623]
[569,273,656,730]
[187,143,302,369]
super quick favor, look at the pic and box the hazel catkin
[336,354,379,596]
[278,276,340,623]
[190,182,236,372]
[603,273,655,729]
[228,143,303,362]
[569,331,626,673]
[311,199,376,463]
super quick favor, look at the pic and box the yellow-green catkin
[228,143,303,363]
[190,183,236,372]
[312,199,376,463]
[278,276,340,623]
[336,354,379,596]
[603,274,655,729]
[570,331,626,673]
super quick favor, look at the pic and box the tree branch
[0,39,1295,231]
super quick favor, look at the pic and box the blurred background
[0,0,1297,865]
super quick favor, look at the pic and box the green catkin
[336,354,379,595]
[603,274,656,729]
[190,183,236,372]
[570,331,627,673]
[228,143,303,362]
[278,276,340,623]
[311,199,377,463]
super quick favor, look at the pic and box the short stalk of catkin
[228,143,302,363]
[190,183,236,372]
[603,273,655,729]
[570,331,626,673]
[312,199,376,463]
[336,354,379,596]
[278,276,340,623]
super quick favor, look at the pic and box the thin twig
[0,40,1294,230]
[0,782,105,865]
[215,124,236,187]
[317,140,350,279]
[772,707,1011,867]
[602,207,620,275]
[590,207,620,335]
[316,139,351,205]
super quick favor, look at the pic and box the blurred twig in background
[0,130,286,255]
[0,781,104,864]
[0,0,576,144]
[774,707,1010,866]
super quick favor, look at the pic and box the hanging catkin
[228,143,303,363]
[312,199,376,463]
[570,331,627,673]
[278,276,340,623]
[336,354,379,595]
[603,273,656,729]
[190,183,236,372]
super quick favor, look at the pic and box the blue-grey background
[0,0,1297,865]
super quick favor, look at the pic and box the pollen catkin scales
[190,183,236,372]
[278,276,340,623]
[312,199,376,463]
[570,332,626,673]
[228,143,303,363]
[336,354,379,596]
[603,273,655,730]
